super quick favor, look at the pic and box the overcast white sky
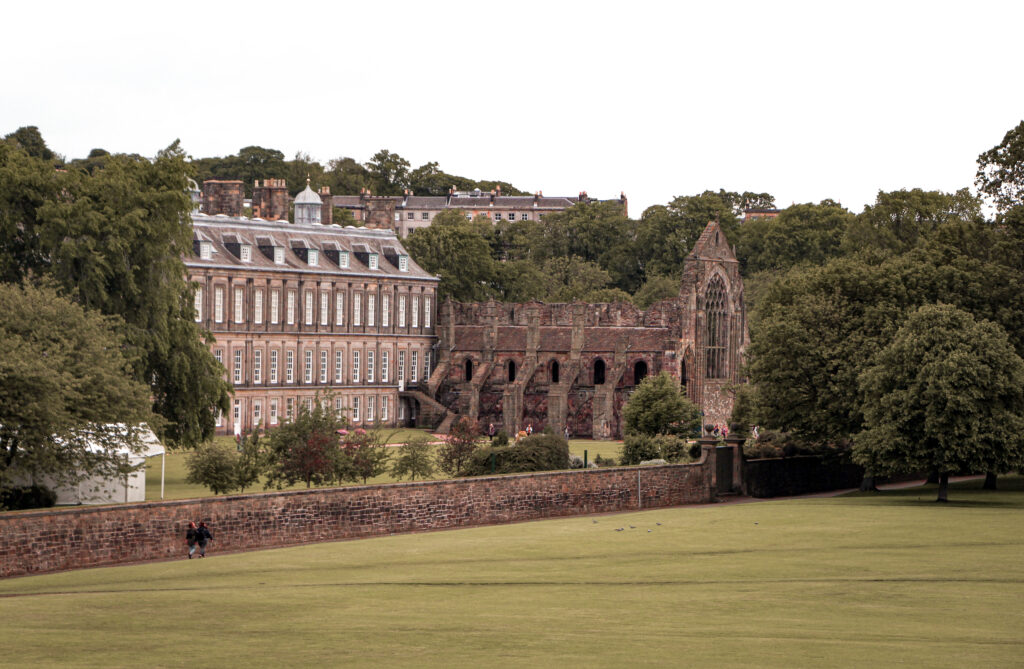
[3,1,1022,215]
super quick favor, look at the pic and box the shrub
[568,454,585,469]
[622,434,694,465]
[460,433,569,476]
[186,441,242,495]
[0,485,57,510]
[492,430,509,447]
[390,435,435,481]
[592,454,617,467]
[438,417,481,476]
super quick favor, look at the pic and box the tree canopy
[977,120,1024,213]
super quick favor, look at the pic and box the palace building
[187,180,439,435]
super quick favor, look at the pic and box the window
[398,400,405,420]
[399,255,408,272]
[254,350,262,384]
[233,399,241,425]
[335,292,345,325]
[704,275,728,379]
[304,350,313,383]
[368,254,379,270]
[521,213,529,221]
[286,350,295,383]
[335,350,344,383]
[320,350,328,384]
[270,399,278,425]
[421,211,429,220]
[339,251,349,268]
[216,409,223,427]
[367,395,375,422]
[253,399,262,425]
[464,357,473,383]
[411,351,419,383]
[382,294,390,327]
[424,350,431,381]
[304,397,313,414]
[398,350,406,382]
[594,359,606,385]
[287,291,296,325]
[199,241,212,260]
[320,292,329,326]
[214,287,224,323]
[270,350,279,383]
[286,397,294,420]
[381,350,389,383]
[424,297,431,328]
[412,296,419,328]
[240,245,252,262]
[304,291,314,326]
[367,351,375,383]
[367,294,375,327]
[494,213,502,221]
[193,287,203,322]
[381,396,389,422]
[353,293,362,326]
[308,249,319,266]
[407,212,414,220]
[234,287,244,324]
[214,349,223,365]
[233,349,243,384]
[271,290,280,324]
[334,396,344,419]
[352,350,361,383]
[274,247,285,264]
[352,396,360,422]
[254,289,263,324]
[398,295,406,327]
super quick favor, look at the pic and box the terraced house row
[186,181,439,435]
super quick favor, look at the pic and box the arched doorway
[633,360,648,384]
[464,357,474,382]
[550,360,560,384]
[594,359,606,385]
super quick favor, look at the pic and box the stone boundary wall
[1,460,711,578]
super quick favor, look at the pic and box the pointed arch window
[550,360,560,384]
[464,357,474,382]
[593,359,606,385]
[508,360,517,383]
[633,360,648,384]
[704,276,728,378]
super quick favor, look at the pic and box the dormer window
[274,247,285,264]
[308,249,319,266]
[368,253,379,270]
[339,251,350,268]
[240,245,252,262]
[199,241,212,260]
[399,255,409,272]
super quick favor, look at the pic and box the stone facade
[188,211,439,435]
[201,179,244,216]
[426,220,747,438]
[0,458,713,578]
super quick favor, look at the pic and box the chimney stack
[319,186,333,226]
[252,178,289,221]
[202,180,244,217]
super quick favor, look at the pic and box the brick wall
[0,460,712,578]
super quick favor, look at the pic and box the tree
[633,274,679,309]
[841,188,982,255]
[635,191,740,280]
[404,210,497,301]
[437,417,481,476]
[365,149,410,195]
[621,372,701,438]
[853,304,1024,501]
[340,428,391,484]
[976,120,1024,212]
[3,125,56,161]
[265,399,345,489]
[736,201,853,275]
[0,139,232,447]
[325,156,370,194]
[185,441,240,495]
[390,435,436,481]
[0,282,154,495]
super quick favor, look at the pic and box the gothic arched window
[594,359,606,385]
[633,360,648,384]
[704,276,728,379]
[508,360,517,383]
[465,357,474,382]
[550,360,560,384]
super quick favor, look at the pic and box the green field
[145,436,625,501]
[4,477,1022,667]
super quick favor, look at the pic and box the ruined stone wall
[0,461,711,578]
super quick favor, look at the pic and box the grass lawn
[146,436,624,501]
[5,477,1023,667]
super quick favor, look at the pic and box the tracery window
[704,276,728,379]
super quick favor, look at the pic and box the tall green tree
[736,201,853,274]
[0,282,154,494]
[390,435,436,481]
[854,304,1024,501]
[365,149,410,195]
[841,188,982,255]
[265,399,346,489]
[621,372,701,437]
[3,125,57,161]
[405,210,497,301]
[976,120,1024,212]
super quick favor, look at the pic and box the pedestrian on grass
[185,521,198,559]
[488,422,496,438]
[196,521,213,558]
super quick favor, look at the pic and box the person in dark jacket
[197,521,213,558]
[185,521,198,559]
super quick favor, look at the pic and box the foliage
[389,435,436,481]
[0,138,231,447]
[3,125,57,161]
[460,433,570,476]
[621,434,692,465]
[592,453,617,467]
[0,484,57,510]
[976,120,1024,212]
[437,417,481,476]
[265,398,346,489]
[365,149,411,195]
[341,428,391,484]
[185,441,241,495]
[633,274,679,309]
[405,210,497,301]
[736,201,852,274]
[621,372,701,437]
[0,282,154,495]
[841,188,982,255]
[853,304,1024,500]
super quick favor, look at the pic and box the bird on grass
[615,528,624,532]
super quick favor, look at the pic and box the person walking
[196,521,213,558]
[185,521,198,559]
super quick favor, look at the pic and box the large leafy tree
[3,125,57,161]
[854,304,1024,501]
[390,435,436,481]
[841,188,982,255]
[976,120,1024,212]
[365,149,410,195]
[437,417,481,476]
[0,138,231,447]
[622,372,701,437]
[405,210,497,301]
[736,201,853,274]
[265,399,346,489]
[0,282,154,494]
